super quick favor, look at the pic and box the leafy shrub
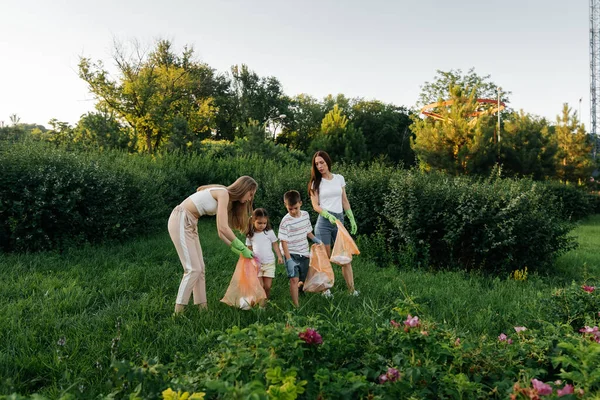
[383,170,577,274]
[0,141,166,252]
[540,181,596,221]
[542,282,600,329]
[10,305,597,399]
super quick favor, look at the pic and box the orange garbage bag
[221,256,267,310]
[330,220,360,265]
[304,244,335,293]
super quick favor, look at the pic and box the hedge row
[0,141,166,252]
[1,140,596,274]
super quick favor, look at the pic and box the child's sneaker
[351,290,360,297]
[322,289,333,298]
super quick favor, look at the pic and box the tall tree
[228,64,290,137]
[552,104,595,183]
[351,100,415,166]
[411,86,496,175]
[78,39,219,153]
[73,111,135,151]
[418,68,509,107]
[500,111,556,179]
[310,104,368,163]
[276,94,324,152]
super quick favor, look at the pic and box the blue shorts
[314,211,344,246]
[286,253,309,282]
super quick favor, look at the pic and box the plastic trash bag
[330,220,360,265]
[221,256,267,309]
[303,244,335,293]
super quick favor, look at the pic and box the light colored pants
[168,205,206,305]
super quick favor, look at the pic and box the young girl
[308,151,359,296]
[246,208,284,298]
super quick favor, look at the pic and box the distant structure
[591,0,600,158]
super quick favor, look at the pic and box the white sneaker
[351,290,360,297]
[322,289,333,298]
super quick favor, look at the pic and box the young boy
[278,190,322,307]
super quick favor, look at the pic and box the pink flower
[387,367,400,381]
[498,333,508,342]
[557,384,574,397]
[507,338,513,344]
[454,338,461,346]
[390,320,400,328]
[403,314,420,328]
[579,326,600,343]
[582,285,596,293]
[378,374,388,384]
[420,330,429,336]
[298,328,323,345]
[514,326,527,333]
[579,326,599,334]
[531,379,553,396]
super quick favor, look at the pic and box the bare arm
[213,190,237,245]
[310,191,324,214]
[307,232,317,241]
[273,241,283,264]
[281,241,291,260]
[341,187,351,212]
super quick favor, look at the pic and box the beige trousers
[168,205,206,305]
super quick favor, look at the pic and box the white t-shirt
[317,174,346,213]
[278,210,312,257]
[246,230,278,264]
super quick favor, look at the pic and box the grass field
[1,215,599,397]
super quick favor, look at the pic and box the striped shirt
[278,210,312,257]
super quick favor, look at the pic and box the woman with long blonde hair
[168,176,257,313]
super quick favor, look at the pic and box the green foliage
[552,104,596,184]
[2,218,600,398]
[553,339,600,395]
[0,140,166,252]
[540,181,598,221]
[383,170,577,273]
[542,282,600,329]
[72,111,136,151]
[79,39,220,153]
[351,100,415,166]
[310,105,369,163]
[411,87,497,175]
[15,307,599,399]
[500,111,556,180]
[417,68,508,107]
[229,64,290,135]
[276,94,324,153]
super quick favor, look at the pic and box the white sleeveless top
[186,187,227,217]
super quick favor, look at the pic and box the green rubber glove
[345,209,357,235]
[320,210,338,225]
[230,237,253,259]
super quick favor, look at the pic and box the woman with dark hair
[168,176,257,313]
[308,151,358,296]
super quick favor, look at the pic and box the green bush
[540,181,596,221]
[14,306,597,399]
[383,171,577,274]
[0,141,166,252]
[542,282,600,329]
